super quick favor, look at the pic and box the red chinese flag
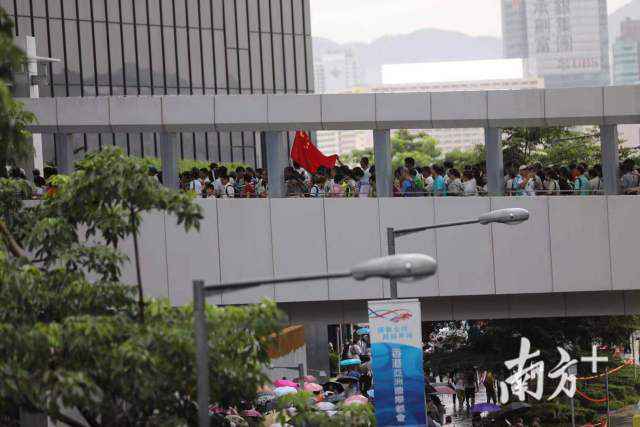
[290,130,338,173]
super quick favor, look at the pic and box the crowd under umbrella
[471,403,502,414]
[503,402,531,414]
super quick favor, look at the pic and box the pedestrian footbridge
[120,196,639,322]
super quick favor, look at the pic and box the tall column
[373,129,392,198]
[160,132,179,189]
[303,322,330,375]
[54,133,74,175]
[264,131,287,198]
[601,125,619,195]
[485,127,503,196]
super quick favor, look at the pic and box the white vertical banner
[368,299,426,426]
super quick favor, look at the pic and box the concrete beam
[604,85,640,124]
[267,94,322,131]
[488,89,545,128]
[431,91,488,128]
[57,97,110,133]
[215,94,268,131]
[109,96,162,133]
[162,95,215,132]
[321,93,375,130]
[545,87,604,126]
[21,97,57,132]
[375,92,431,129]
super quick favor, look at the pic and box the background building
[613,18,640,85]
[313,48,361,93]
[501,0,610,88]
[3,0,314,167]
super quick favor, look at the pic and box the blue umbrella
[340,358,362,367]
[471,403,501,414]
[356,327,370,335]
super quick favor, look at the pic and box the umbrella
[274,386,297,397]
[434,385,456,395]
[295,375,317,383]
[471,403,501,414]
[316,401,336,411]
[273,379,298,388]
[304,382,323,393]
[241,409,263,418]
[356,327,370,335]
[366,389,375,399]
[344,395,369,405]
[340,358,361,367]
[503,402,531,414]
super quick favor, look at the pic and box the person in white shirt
[462,170,477,196]
[524,166,537,196]
[360,157,371,184]
[422,166,434,194]
[220,175,235,198]
[188,168,203,195]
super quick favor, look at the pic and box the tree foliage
[0,148,284,426]
[0,6,35,177]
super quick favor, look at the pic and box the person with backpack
[432,165,447,197]
[220,175,235,198]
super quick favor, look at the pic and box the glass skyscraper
[2,0,314,167]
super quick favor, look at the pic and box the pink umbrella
[295,375,318,383]
[344,395,369,405]
[434,386,456,395]
[303,382,323,393]
[241,409,263,418]
[273,379,298,388]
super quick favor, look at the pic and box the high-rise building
[501,0,610,88]
[613,18,640,85]
[314,49,362,93]
[3,0,314,167]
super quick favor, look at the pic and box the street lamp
[387,208,530,298]
[192,253,437,426]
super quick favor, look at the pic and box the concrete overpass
[20,88,640,370]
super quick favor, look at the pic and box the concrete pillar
[54,133,74,175]
[374,129,393,197]
[485,127,503,196]
[160,132,179,189]
[264,131,287,198]
[303,322,330,375]
[601,124,619,195]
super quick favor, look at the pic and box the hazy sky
[310,0,634,43]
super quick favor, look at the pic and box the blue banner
[368,299,426,426]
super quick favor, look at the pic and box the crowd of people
[176,156,640,199]
[5,156,640,199]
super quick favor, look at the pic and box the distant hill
[610,0,640,41]
[313,29,503,86]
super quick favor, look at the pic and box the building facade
[313,49,361,93]
[501,0,610,88]
[613,18,640,85]
[3,0,313,167]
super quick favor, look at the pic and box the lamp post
[386,208,530,298]
[193,253,437,426]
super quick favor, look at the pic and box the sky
[310,0,634,43]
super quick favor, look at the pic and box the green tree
[0,148,283,426]
[342,129,442,169]
[0,7,35,178]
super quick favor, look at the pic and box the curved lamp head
[478,208,529,225]
[350,254,437,281]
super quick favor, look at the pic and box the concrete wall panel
[271,198,329,302]
[321,94,375,130]
[607,196,640,290]
[508,294,565,318]
[323,199,383,300]
[375,92,431,129]
[162,95,215,131]
[545,87,603,125]
[431,91,488,127]
[452,295,509,320]
[20,97,58,131]
[378,198,438,298]
[421,298,453,321]
[57,97,110,132]
[215,94,268,131]
[549,197,611,292]
[166,200,221,306]
[603,85,640,124]
[434,198,495,296]
[267,94,322,130]
[218,199,275,304]
[491,197,553,294]
[488,89,545,127]
[109,96,162,132]
[565,292,626,317]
